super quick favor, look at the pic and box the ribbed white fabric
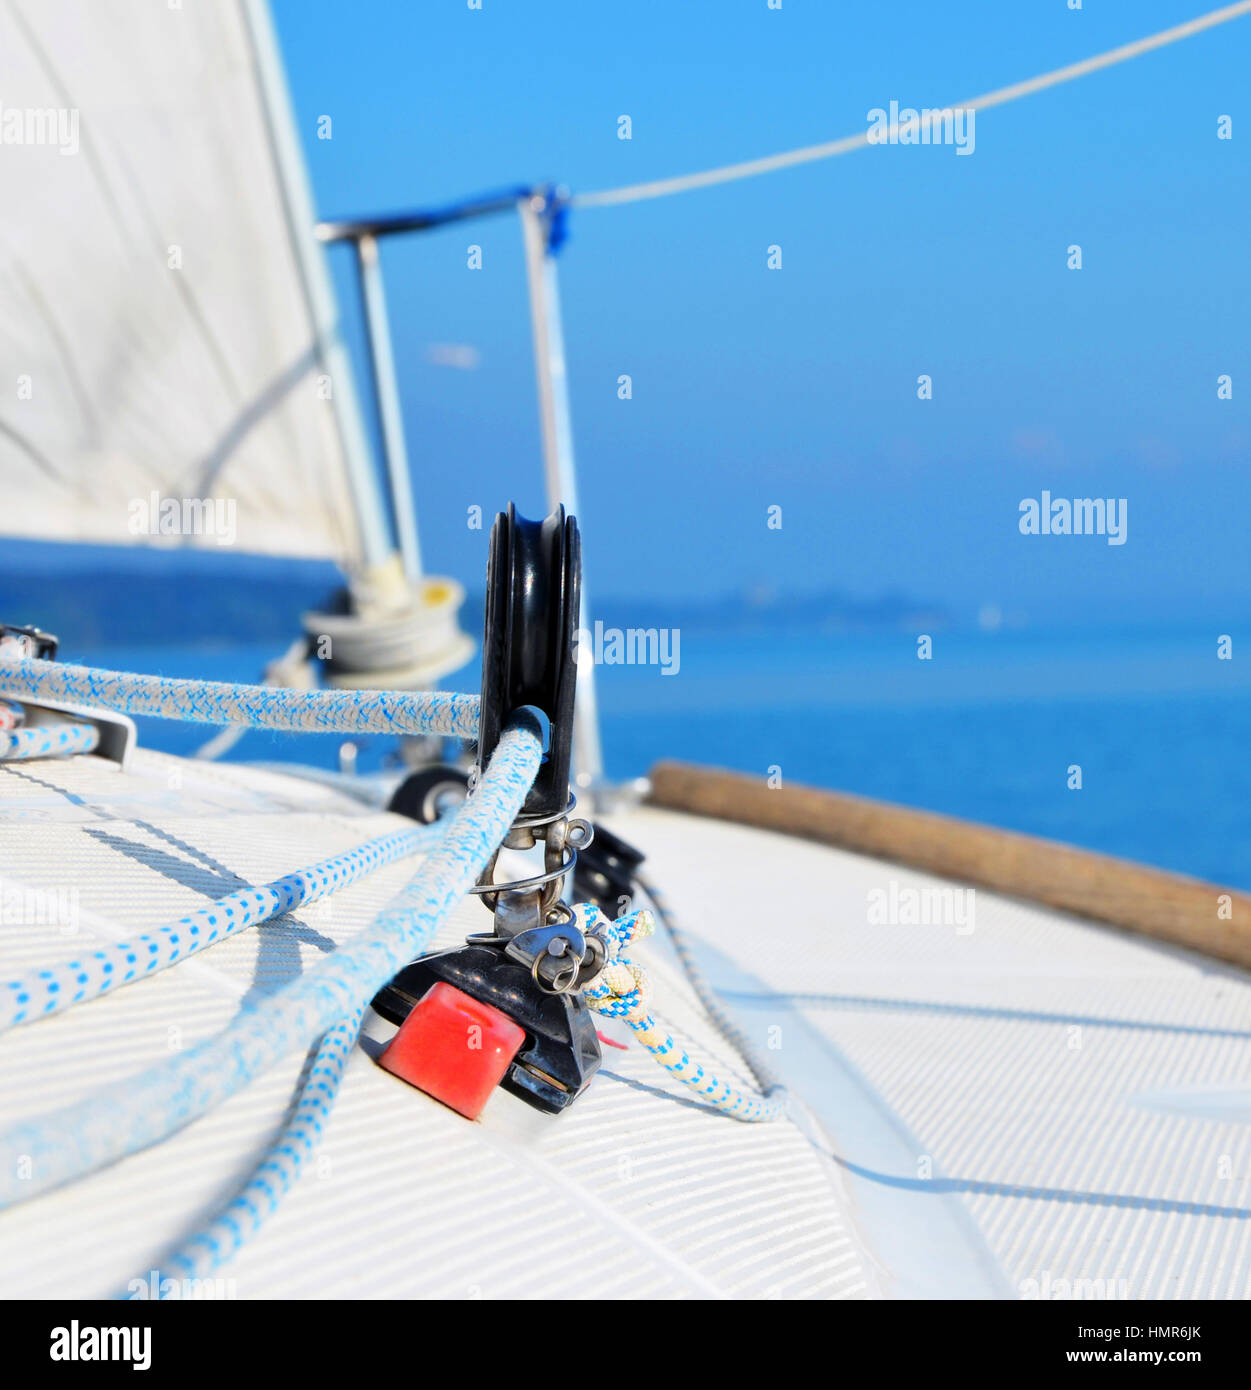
[0,0,363,559]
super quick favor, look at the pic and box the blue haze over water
[61,619,1251,895]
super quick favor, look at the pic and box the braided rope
[0,822,448,1033]
[0,719,541,1209]
[635,875,787,1104]
[124,1007,365,1299]
[0,658,477,738]
[0,722,100,762]
[578,903,786,1123]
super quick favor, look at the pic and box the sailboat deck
[0,748,870,1300]
[613,807,1251,1300]
[0,748,1247,1298]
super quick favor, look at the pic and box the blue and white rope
[0,722,100,762]
[0,718,542,1209]
[635,874,788,1109]
[0,657,477,739]
[578,902,787,1123]
[0,822,449,1033]
[122,832,779,1294]
[125,1007,365,1299]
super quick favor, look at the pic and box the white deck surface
[0,749,1246,1299]
[0,751,870,1300]
[608,807,1251,1300]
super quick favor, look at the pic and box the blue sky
[272,0,1249,625]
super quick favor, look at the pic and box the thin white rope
[571,1,1251,208]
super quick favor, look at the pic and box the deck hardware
[0,698,136,768]
[477,503,578,820]
[376,981,526,1121]
[573,822,646,918]
[0,623,135,766]
[373,943,601,1115]
[388,763,470,823]
[0,624,58,662]
[375,505,604,1115]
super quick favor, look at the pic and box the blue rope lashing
[546,197,570,254]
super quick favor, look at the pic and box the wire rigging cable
[571,1,1251,208]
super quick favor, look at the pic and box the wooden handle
[647,760,1251,971]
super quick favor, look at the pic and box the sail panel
[0,0,363,560]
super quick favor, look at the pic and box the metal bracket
[14,699,136,769]
[0,624,58,661]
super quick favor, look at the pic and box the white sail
[0,0,377,562]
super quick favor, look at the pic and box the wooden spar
[647,761,1251,972]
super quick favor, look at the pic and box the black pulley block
[477,504,580,820]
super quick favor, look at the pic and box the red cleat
[378,981,526,1120]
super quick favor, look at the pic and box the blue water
[71,623,1251,892]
